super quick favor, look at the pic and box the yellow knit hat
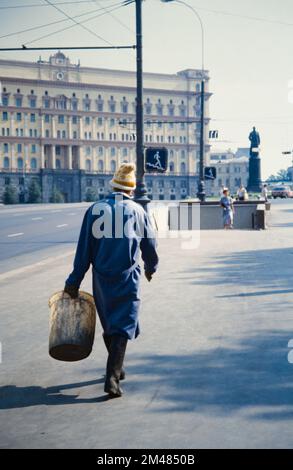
[110,163,136,191]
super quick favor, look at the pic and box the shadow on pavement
[126,331,293,420]
[0,378,108,409]
[185,247,293,293]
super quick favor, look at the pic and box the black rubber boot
[104,335,128,398]
[103,334,125,380]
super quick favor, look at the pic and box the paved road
[1,199,293,448]
[0,203,90,273]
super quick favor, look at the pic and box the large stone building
[0,52,212,203]
[207,148,249,196]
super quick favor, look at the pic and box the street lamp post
[161,0,206,201]
[134,0,149,210]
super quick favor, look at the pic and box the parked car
[272,185,293,199]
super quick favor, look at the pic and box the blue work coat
[66,192,159,339]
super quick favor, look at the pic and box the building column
[24,113,28,137]
[39,115,44,138]
[67,116,72,140]
[24,144,29,171]
[10,112,15,136]
[92,116,96,140]
[52,115,56,139]
[40,144,45,168]
[79,116,83,139]
[51,145,56,169]
[79,146,85,170]
[10,144,16,170]
[67,145,72,170]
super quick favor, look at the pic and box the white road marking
[51,210,62,213]
[31,217,43,221]
[7,232,24,238]
[0,250,75,282]
[68,213,76,216]
[56,224,68,228]
[13,214,23,217]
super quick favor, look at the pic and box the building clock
[56,71,65,81]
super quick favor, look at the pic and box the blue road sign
[204,166,217,180]
[145,147,168,173]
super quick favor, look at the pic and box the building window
[84,101,91,112]
[62,130,66,139]
[44,114,50,123]
[110,160,116,172]
[44,99,50,109]
[169,161,174,172]
[73,131,77,139]
[2,111,8,121]
[31,158,37,169]
[15,97,22,107]
[97,117,103,126]
[180,162,186,174]
[86,159,91,171]
[98,146,104,156]
[16,112,22,122]
[110,147,116,157]
[86,147,91,156]
[3,143,9,153]
[72,101,78,111]
[121,101,128,113]
[72,116,78,124]
[98,160,104,171]
[17,143,22,153]
[45,130,50,138]
[30,113,36,123]
[17,157,23,169]
[31,144,36,153]
[110,118,115,127]
[122,148,128,157]
[3,156,10,169]
[56,159,61,169]
[85,116,91,126]
[30,98,36,108]
[58,115,65,124]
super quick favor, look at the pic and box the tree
[3,184,18,204]
[28,179,42,203]
[85,187,98,202]
[267,169,289,182]
[50,187,64,203]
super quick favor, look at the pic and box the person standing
[64,163,159,398]
[262,184,268,202]
[220,188,235,229]
[237,184,248,201]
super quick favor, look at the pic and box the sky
[1,0,293,178]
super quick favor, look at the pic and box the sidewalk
[0,200,293,448]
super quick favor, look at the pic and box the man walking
[64,163,159,398]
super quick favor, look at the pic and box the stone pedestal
[248,156,262,192]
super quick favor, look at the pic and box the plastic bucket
[48,290,96,362]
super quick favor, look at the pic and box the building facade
[207,148,249,196]
[0,52,211,202]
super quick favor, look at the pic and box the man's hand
[145,272,153,282]
[64,284,79,299]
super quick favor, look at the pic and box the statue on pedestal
[247,126,262,192]
[249,127,261,158]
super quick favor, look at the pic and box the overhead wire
[43,0,114,46]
